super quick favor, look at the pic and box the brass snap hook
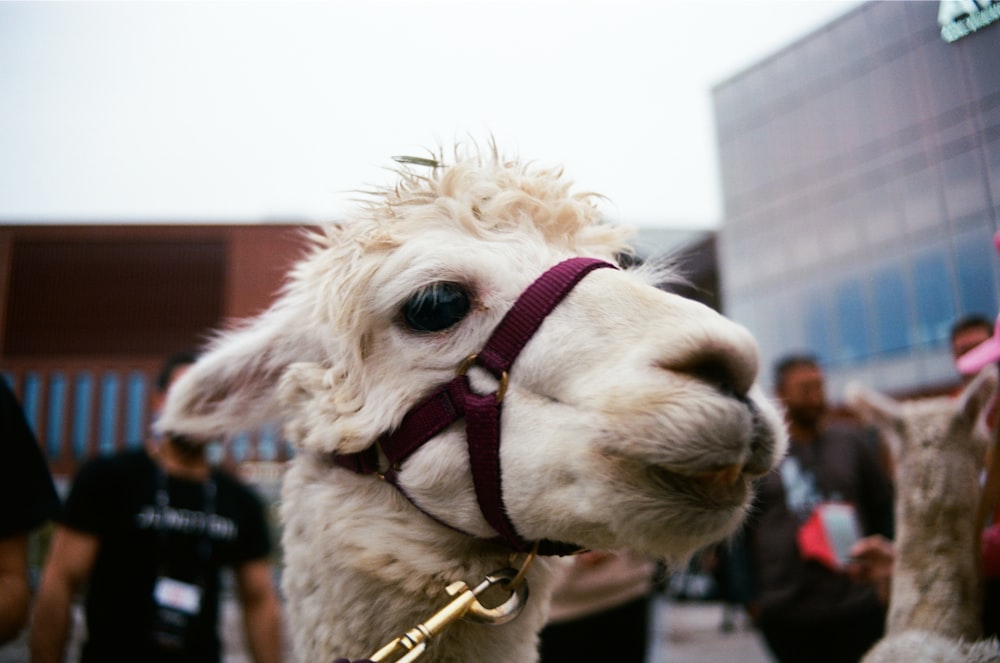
[464,567,529,625]
[455,354,509,404]
[367,567,531,662]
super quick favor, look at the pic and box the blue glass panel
[834,279,873,365]
[125,372,147,447]
[47,373,67,459]
[98,373,120,455]
[72,373,93,460]
[22,373,42,434]
[954,228,998,317]
[258,424,278,462]
[804,287,834,366]
[911,248,957,347]
[231,433,249,464]
[871,264,912,355]
[207,442,224,466]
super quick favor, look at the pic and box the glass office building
[713,1,1000,398]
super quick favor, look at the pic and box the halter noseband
[334,257,617,554]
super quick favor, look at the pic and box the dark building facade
[633,228,721,311]
[1,224,307,475]
[713,1,1000,398]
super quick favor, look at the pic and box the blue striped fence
[2,368,292,475]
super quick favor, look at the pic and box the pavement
[2,594,774,662]
[647,597,775,663]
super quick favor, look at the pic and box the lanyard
[154,466,217,586]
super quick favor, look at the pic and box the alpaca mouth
[649,394,779,502]
[648,462,752,508]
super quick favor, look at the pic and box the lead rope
[334,544,540,663]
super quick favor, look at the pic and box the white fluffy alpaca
[847,366,999,662]
[157,147,787,663]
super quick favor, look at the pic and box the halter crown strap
[335,257,617,553]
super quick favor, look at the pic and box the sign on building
[939,0,1000,42]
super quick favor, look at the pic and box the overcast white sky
[0,0,859,229]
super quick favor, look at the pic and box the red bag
[797,502,861,571]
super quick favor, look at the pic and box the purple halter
[334,257,617,554]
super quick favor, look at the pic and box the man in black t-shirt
[0,380,60,644]
[742,355,895,663]
[31,352,283,663]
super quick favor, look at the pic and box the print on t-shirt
[136,504,238,541]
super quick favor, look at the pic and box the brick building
[1,223,307,476]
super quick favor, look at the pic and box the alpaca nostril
[689,357,738,396]
[677,352,754,398]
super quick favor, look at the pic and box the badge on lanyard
[153,576,203,615]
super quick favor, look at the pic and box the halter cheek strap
[335,257,617,554]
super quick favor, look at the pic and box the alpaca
[156,147,787,663]
[846,366,999,662]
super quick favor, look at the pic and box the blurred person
[738,354,894,663]
[0,380,60,644]
[951,314,998,443]
[952,314,994,386]
[31,351,283,663]
[538,550,655,663]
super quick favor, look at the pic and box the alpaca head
[845,366,998,480]
[157,147,786,561]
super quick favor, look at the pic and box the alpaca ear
[845,382,904,431]
[155,302,325,442]
[845,381,904,463]
[956,364,999,428]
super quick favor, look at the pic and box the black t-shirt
[0,380,60,538]
[61,448,271,663]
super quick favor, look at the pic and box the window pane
[988,137,1000,212]
[72,372,93,460]
[804,287,835,367]
[941,150,990,222]
[953,226,998,317]
[98,373,119,456]
[125,372,148,447]
[910,247,957,347]
[47,373,67,460]
[835,279,873,364]
[22,372,41,434]
[871,263,912,355]
[902,166,946,235]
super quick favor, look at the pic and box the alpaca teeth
[694,464,743,487]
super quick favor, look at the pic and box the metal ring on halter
[464,568,529,625]
[506,540,539,590]
[456,354,509,404]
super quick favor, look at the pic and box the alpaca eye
[402,282,471,332]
